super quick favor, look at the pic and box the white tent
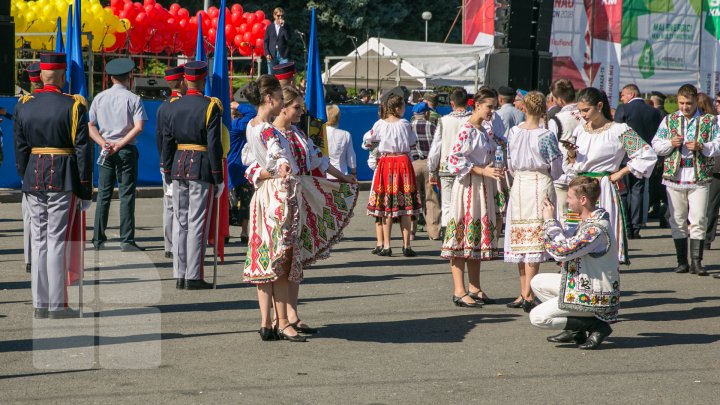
[322,38,493,92]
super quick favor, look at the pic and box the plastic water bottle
[494,145,504,169]
[97,148,109,166]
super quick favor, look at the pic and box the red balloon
[224,24,234,36]
[169,3,180,13]
[208,27,216,39]
[178,18,188,30]
[239,23,249,34]
[231,4,243,14]
[208,7,218,18]
[238,45,250,56]
[231,12,242,25]
[178,8,189,19]
[143,0,155,6]
[211,17,218,29]
[111,0,122,7]
[144,4,153,14]
[245,13,256,25]
[189,16,197,25]
[254,10,265,21]
[233,34,243,48]
[251,22,263,36]
[123,2,133,12]
[136,12,147,24]
[262,19,271,27]
[254,38,264,53]
[242,32,252,43]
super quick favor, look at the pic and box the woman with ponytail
[564,87,657,264]
[503,91,564,311]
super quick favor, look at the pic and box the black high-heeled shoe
[506,298,524,308]
[371,246,382,255]
[258,327,278,341]
[522,298,538,313]
[452,293,482,308]
[278,325,307,342]
[290,320,318,334]
[377,248,392,257]
[468,291,497,305]
[402,247,416,257]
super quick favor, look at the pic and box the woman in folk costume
[504,92,564,312]
[268,86,358,336]
[366,95,422,257]
[441,88,505,308]
[363,105,385,255]
[564,88,657,264]
[241,75,355,342]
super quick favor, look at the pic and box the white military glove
[81,200,92,212]
[214,182,225,198]
[165,182,173,197]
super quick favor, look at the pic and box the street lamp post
[422,11,432,42]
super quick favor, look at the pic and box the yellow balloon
[102,33,116,48]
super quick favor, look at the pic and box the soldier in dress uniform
[14,53,93,319]
[156,65,186,259]
[89,57,148,252]
[161,61,224,290]
[273,61,296,88]
[21,62,43,273]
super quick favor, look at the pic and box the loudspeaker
[0,20,14,96]
[534,51,553,94]
[133,77,169,100]
[0,0,10,17]
[484,49,534,92]
[534,0,553,52]
[494,0,534,50]
[324,84,347,103]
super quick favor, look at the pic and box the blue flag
[55,17,64,53]
[304,7,326,122]
[194,14,211,95]
[69,0,87,97]
[210,0,231,131]
[64,6,72,89]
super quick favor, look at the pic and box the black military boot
[690,239,708,276]
[546,330,587,344]
[673,238,689,273]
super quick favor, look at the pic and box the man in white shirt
[325,105,356,180]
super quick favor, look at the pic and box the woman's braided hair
[523,91,548,128]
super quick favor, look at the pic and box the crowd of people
[9,45,720,350]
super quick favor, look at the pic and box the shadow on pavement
[309,257,447,270]
[302,271,447,285]
[0,369,93,380]
[607,332,720,349]
[622,305,720,322]
[0,330,245,353]
[0,280,31,290]
[317,313,521,343]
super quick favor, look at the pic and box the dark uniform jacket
[161,90,224,185]
[14,86,93,200]
[614,98,662,144]
[155,91,182,171]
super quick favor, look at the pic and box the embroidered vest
[663,113,715,183]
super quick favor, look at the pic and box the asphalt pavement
[1,191,719,404]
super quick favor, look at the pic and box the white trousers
[529,273,594,330]
[440,176,454,227]
[666,184,709,240]
[22,193,32,265]
[161,172,174,253]
[554,186,567,227]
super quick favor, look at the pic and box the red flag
[208,159,229,262]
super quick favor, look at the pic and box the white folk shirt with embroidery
[651,110,720,190]
[242,121,293,186]
[564,122,657,180]
[446,122,494,180]
[506,127,564,179]
[426,110,472,175]
[548,103,584,187]
[366,119,417,154]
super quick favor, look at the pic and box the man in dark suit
[615,83,662,239]
[263,7,291,74]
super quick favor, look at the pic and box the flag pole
[78,203,84,318]
[213,189,220,289]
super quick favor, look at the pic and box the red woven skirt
[367,154,422,218]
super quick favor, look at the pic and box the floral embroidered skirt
[504,170,555,263]
[367,154,422,218]
[441,173,498,260]
[243,176,358,284]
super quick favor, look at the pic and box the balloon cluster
[11,0,270,57]
[11,0,127,52]
[108,0,269,56]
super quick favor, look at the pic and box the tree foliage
[166,0,463,69]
